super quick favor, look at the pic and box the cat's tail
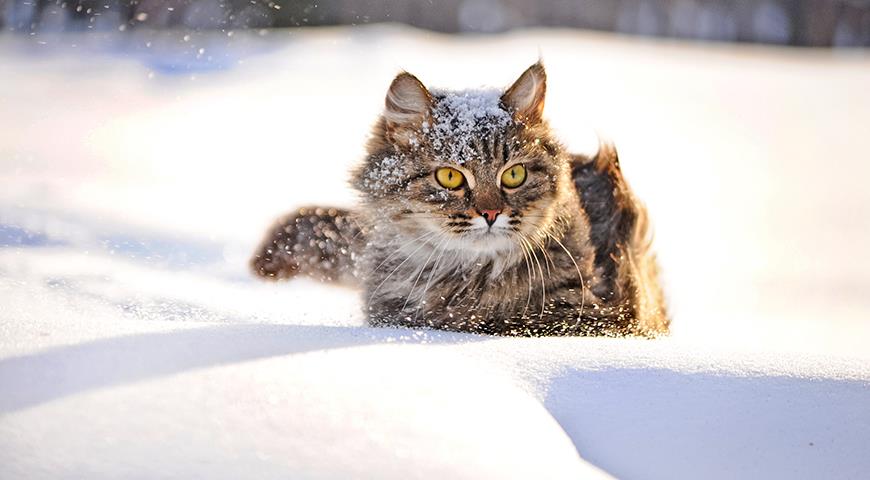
[570,141,669,336]
[250,206,365,286]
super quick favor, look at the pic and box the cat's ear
[384,71,432,146]
[502,61,546,124]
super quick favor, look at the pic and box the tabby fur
[251,62,668,337]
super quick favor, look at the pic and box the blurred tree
[2,0,867,47]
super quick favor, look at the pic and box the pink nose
[479,209,501,226]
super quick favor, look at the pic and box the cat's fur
[252,62,668,337]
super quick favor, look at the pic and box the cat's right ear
[384,72,432,147]
[502,61,546,125]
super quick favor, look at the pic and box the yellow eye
[501,164,526,188]
[435,167,465,190]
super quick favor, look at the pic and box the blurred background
[3,0,870,46]
[1,0,869,356]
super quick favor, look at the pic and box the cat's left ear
[502,61,546,124]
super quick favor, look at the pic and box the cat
[251,62,669,337]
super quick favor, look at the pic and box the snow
[2,25,870,479]
[363,154,406,192]
[426,88,511,163]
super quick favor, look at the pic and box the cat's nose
[478,209,501,226]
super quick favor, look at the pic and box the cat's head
[353,62,571,256]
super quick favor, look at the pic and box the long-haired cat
[251,62,669,337]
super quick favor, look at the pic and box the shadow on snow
[544,367,870,480]
[0,324,484,414]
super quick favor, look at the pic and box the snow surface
[1,26,870,479]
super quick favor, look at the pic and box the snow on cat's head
[353,62,572,258]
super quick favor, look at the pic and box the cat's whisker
[371,230,435,276]
[547,232,587,321]
[446,260,476,316]
[399,234,441,312]
[349,217,370,243]
[521,236,547,320]
[369,232,439,303]
[401,234,446,313]
[401,214,448,218]
[534,237,555,278]
[517,238,534,319]
[505,242,524,317]
[414,236,451,321]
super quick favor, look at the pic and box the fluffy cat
[251,62,668,337]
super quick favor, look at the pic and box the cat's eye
[435,167,465,190]
[501,164,527,188]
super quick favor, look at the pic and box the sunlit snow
[1,25,869,479]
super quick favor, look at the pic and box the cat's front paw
[250,218,302,280]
